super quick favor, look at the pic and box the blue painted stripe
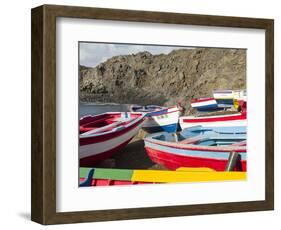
[193,104,226,112]
[144,141,247,160]
[146,109,168,117]
[195,104,217,108]
[216,99,233,105]
[193,103,217,108]
[196,105,223,112]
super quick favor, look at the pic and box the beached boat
[79,168,154,186]
[179,110,247,129]
[131,105,181,133]
[79,167,246,186]
[130,105,164,114]
[213,89,247,107]
[144,126,247,171]
[213,89,234,106]
[191,97,222,112]
[79,112,146,166]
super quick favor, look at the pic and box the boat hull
[145,145,247,171]
[216,99,234,106]
[142,123,178,133]
[144,126,247,172]
[80,113,145,166]
[196,105,222,112]
[191,98,221,112]
[213,90,247,106]
[179,112,246,129]
[80,137,133,166]
[142,107,180,133]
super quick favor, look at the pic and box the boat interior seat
[115,117,136,123]
[81,116,138,136]
[81,121,123,136]
[178,135,205,144]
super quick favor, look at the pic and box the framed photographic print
[31,4,274,225]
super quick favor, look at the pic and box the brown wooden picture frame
[31,4,274,225]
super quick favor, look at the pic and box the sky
[79,42,192,67]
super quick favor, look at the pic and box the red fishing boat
[144,126,247,171]
[80,112,145,166]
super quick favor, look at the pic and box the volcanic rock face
[80,48,246,113]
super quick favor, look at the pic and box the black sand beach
[94,130,169,170]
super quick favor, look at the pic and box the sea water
[79,103,130,117]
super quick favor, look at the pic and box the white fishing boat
[130,105,182,133]
[79,112,146,166]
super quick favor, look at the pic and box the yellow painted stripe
[233,99,240,109]
[176,167,215,172]
[132,170,246,183]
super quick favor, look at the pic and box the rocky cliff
[80,48,246,113]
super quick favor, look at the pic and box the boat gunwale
[144,133,247,153]
[191,97,217,103]
[179,112,246,122]
[145,146,247,162]
[80,112,146,139]
[146,107,181,119]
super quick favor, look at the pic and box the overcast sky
[79,42,192,67]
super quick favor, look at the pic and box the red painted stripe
[182,113,246,123]
[80,117,144,146]
[145,147,246,171]
[94,180,152,186]
[79,178,153,186]
[80,113,121,126]
[94,179,112,186]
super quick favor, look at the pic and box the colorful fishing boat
[213,89,234,106]
[80,112,145,166]
[130,105,164,113]
[191,97,222,112]
[131,105,181,133]
[213,89,247,108]
[79,167,154,186]
[79,167,246,186]
[179,110,247,129]
[144,126,247,171]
